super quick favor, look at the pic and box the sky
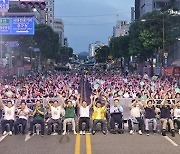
[55,0,134,54]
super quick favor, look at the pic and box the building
[131,7,135,23]
[9,1,44,24]
[135,0,180,19]
[89,41,105,57]
[45,0,54,28]
[113,20,130,37]
[53,18,64,46]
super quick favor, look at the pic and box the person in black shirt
[160,96,175,137]
[144,99,158,136]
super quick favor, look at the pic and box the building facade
[135,0,180,19]
[45,0,54,28]
[9,1,43,24]
[113,20,130,37]
[53,18,64,46]
[89,41,105,57]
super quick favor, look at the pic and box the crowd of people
[0,71,179,137]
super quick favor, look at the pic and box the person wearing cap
[92,97,108,135]
[14,100,30,135]
[0,96,17,136]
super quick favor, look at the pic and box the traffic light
[19,1,46,10]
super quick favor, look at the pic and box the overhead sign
[0,0,9,12]
[0,17,34,35]
[5,41,19,47]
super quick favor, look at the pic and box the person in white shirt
[174,101,180,134]
[77,95,93,135]
[0,96,17,136]
[128,98,144,135]
[47,99,64,135]
[14,100,30,135]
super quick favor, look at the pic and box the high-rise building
[53,18,64,46]
[135,0,180,19]
[131,7,135,23]
[45,0,54,28]
[113,20,130,37]
[89,41,105,57]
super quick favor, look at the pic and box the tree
[55,46,74,63]
[95,46,110,63]
[33,24,60,60]
[129,10,180,60]
[110,35,130,59]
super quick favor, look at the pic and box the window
[50,8,52,11]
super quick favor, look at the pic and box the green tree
[95,46,110,63]
[33,24,60,60]
[110,35,130,59]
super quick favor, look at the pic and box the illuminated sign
[0,17,34,35]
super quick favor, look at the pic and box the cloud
[54,0,134,53]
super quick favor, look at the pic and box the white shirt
[80,106,90,118]
[174,108,180,119]
[4,106,15,120]
[18,108,30,120]
[51,106,62,120]
[130,106,141,118]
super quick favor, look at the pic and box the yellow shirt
[92,106,106,120]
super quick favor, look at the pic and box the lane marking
[25,134,35,142]
[164,136,178,147]
[75,133,81,154]
[86,134,92,154]
[0,133,9,143]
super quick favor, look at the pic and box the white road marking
[0,133,9,143]
[25,134,35,142]
[164,136,178,147]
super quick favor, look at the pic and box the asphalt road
[0,132,180,154]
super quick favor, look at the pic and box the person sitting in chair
[29,100,45,136]
[92,98,108,135]
[110,99,123,134]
